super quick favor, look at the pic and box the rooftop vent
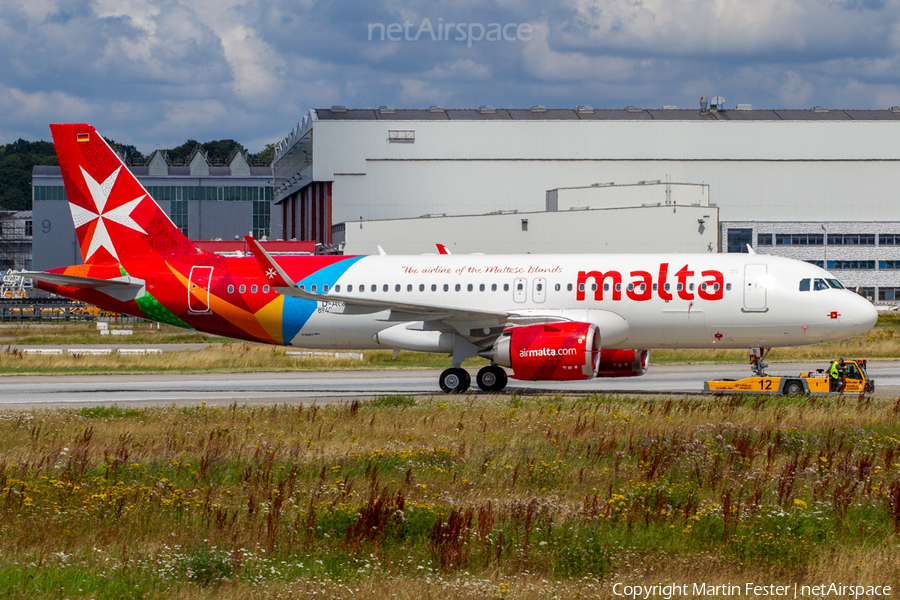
[331,105,347,113]
[812,106,830,113]
[700,97,708,112]
[736,104,752,110]
[576,105,594,114]
[638,180,661,185]
[892,106,900,113]
[662,105,677,110]
[428,105,445,113]
[709,96,725,110]
[569,206,590,211]
[478,105,496,114]
[591,182,614,187]
[378,105,395,115]
[625,106,642,113]
[530,105,547,113]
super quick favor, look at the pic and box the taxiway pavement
[2,361,899,408]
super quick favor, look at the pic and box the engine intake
[481,322,600,381]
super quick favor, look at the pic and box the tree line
[0,138,276,212]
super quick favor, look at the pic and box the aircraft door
[188,266,214,313]
[513,277,527,303]
[743,264,768,312]
[533,278,547,303]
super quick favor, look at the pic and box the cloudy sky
[2,0,899,152]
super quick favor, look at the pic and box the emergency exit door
[188,266,214,313]
[743,264,767,311]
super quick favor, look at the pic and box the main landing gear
[438,365,509,393]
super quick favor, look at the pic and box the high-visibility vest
[830,362,840,379]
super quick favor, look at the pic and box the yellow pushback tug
[704,349,874,396]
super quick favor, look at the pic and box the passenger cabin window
[228,285,234,293]
[443,284,449,292]
[251,285,258,293]
[567,283,573,292]
[492,284,497,291]
[371,284,377,292]
[480,284,485,291]
[395,284,401,292]
[323,285,329,292]
[432,284,437,292]
[263,285,270,293]
[725,283,732,291]
[455,284,461,291]
[335,285,341,292]
[419,284,424,291]
[468,284,473,291]
[799,278,811,291]
[503,284,509,292]
[346,285,352,292]
[239,285,246,293]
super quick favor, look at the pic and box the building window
[828,234,875,246]
[757,233,772,246]
[521,219,528,232]
[878,288,900,301]
[880,261,900,269]
[25,221,33,237]
[827,260,875,270]
[727,228,752,253]
[776,233,824,246]
[387,130,415,143]
[857,287,875,302]
[805,260,824,268]
[879,234,900,245]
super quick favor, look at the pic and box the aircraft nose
[846,292,878,334]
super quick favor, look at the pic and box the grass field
[1,394,899,598]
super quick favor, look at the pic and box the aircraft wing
[282,286,509,323]
[20,271,145,291]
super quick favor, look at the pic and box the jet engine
[480,322,601,381]
[595,349,650,377]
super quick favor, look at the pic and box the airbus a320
[25,124,878,393]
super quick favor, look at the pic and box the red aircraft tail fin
[49,124,201,264]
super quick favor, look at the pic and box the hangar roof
[315,107,900,121]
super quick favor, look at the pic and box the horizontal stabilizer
[21,271,145,291]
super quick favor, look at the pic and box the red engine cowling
[484,322,601,381]
[595,349,650,377]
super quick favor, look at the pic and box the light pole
[821,224,827,269]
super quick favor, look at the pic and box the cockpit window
[813,278,829,291]
[826,279,845,290]
[799,278,810,292]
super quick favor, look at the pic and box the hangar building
[272,105,900,299]
[32,147,273,270]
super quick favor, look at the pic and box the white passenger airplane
[26,124,878,393]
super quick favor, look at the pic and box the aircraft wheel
[440,368,470,393]
[476,365,508,392]
[783,380,804,396]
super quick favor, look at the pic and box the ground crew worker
[830,358,846,391]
